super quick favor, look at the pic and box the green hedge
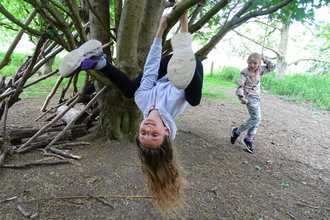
[0,51,62,76]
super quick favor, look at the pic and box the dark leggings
[99,54,204,106]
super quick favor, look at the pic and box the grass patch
[22,73,85,97]
[0,51,62,76]
[262,72,330,110]
[202,74,235,99]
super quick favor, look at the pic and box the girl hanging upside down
[59,2,203,216]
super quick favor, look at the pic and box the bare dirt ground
[1,86,330,220]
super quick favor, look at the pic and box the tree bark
[276,21,290,78]
[89,0,153,141]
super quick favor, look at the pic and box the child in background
[59,3,203,216]
[230,52,276,153]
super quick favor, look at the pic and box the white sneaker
[167,32,196,89]
[59,40,103,77]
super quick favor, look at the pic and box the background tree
[0,0,329,143]
[219,1,330,78]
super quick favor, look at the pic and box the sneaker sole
[59,40,102,77]
[230,127,236,137]
[168,32,196,89]
[241,139,254,153]
[230,127,237,144]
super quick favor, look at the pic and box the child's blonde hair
[247,52,262,63]
[136,135,187,218]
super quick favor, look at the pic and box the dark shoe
[59,40,105,77]
[241,138,255,153]
[230,127,239,144]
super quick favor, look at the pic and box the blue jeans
[238,95,261,139]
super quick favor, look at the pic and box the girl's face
[139,110,169,148]
[247,59,261,71]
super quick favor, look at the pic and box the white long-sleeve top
[134,38,189,140]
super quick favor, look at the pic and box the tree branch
[195,0,294,60]
[0,3,46,38]
[232,29,280,57]
[288,57,330,66]
[0,9,37,69]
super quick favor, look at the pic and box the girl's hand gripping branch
[156,14,168,39]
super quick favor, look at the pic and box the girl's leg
[158,54,172,79]
[158,55,204,106]
[246,97,261,138]
[184,57,204,106]
[99,55,173,98]
[99,62,141,98]
[238,96,261,138]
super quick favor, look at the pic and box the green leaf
[301,181,307,185]
[46,29,57,37]
[242,161,248,164]
[254,165,261,170]
[281,182,290,187]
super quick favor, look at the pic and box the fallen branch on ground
[50,147,82,160]
[1,159,70,168]
[30,195,153,201]
[0,196,17,203]
[88,193,115,209]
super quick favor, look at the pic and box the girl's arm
[156,14,168,39]
[261,54,276,74]
[235,72,247,98]
[136,15,168,92]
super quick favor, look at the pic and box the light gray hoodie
[134,38,188,140]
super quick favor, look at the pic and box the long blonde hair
[136,135,187,217]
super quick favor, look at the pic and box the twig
[45,86,106,149]
[1,98,10,137]
[17,139,52,154]
[17,205,30,217]
[24,69,59,89]
[36,148,65,160]
[40,76,63,112]
[18,92,81,151]
[0,196,17,203]
[0,148,9,166]
[1,159,70,168]
[56,141,91,146]
[50,147,82,160]
[296,202,320,209]
[30,195,153,201]
[287,212,297,220]
[88,193,115,209]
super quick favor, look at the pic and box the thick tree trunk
[276,22,290,78]
[98,90,141,141]
[88,0,162,141]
